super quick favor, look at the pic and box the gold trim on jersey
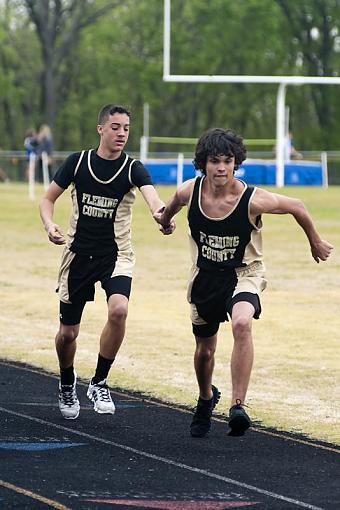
[66,183,80,249]
[186,178,197,218]
[87,149,129,184]
[247,187,262,230]
[110,188,136,278]
[198,177,248,221]
[128,159,137,186]
[74,150,85,177]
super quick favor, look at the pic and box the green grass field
[0,182,339,444]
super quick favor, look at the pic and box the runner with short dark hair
[40,104,175,420]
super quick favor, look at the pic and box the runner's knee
[107,301,128,323]
[232,315,252,338]
[196,342,216,363]
[58,326,79,344]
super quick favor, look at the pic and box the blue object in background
[144,159,195,184]
[144,159,323,186]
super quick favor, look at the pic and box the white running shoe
[58,373,80,420]
[87,379,115,414]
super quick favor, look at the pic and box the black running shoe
[190,385,221,438]
[228,399,251,436]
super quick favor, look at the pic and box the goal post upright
[163,0,171,78]
[276,84,287,188]
[163,0,340,187]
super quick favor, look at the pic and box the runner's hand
[158,219,176,235]
[46,223,66,245]
[311,239,333,263]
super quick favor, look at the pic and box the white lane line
[0,406,324,510]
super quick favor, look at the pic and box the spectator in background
[273,132,303,161]
[37,124,53,180]
[24,128,39,159]
[24,128,39,179]
[285,132,303,160]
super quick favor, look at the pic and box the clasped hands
[153,206,176,235]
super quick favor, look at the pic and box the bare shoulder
[250,187,303,215]
[249,187,272,213]
[176,178,196,206]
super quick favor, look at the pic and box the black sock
[60,365,75,386]
[92,353,115,384]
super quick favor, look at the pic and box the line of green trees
[0,0,339,152]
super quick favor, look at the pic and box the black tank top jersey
[53,150,152,256]
[188,177,262,270]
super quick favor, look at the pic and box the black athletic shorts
[58,252,132,325]
[192,292,261,337]
[190,267,263,338]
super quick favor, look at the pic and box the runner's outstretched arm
[250,188,333,263]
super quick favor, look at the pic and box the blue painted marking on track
[0,442,86,451]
